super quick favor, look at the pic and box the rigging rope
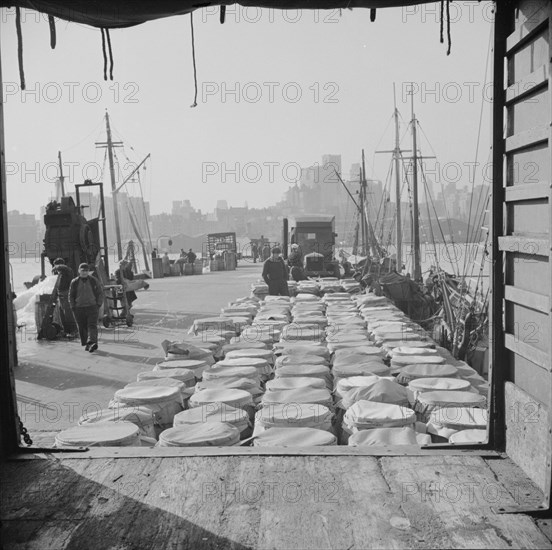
[15,7,25,90]
[190,13,198,108]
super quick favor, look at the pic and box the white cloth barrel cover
[427,407,488,439]
[343,401,416,432]
[415,390,487,423]
[202,365,260,382]
[332,362,389,380]
[260,387,334,409]
[189,388,254,410]
[448,429,487,444]
[225,349,274,362]
[275,354,329,367]
[216,357,272,377]
[265,377,327,392]
[348,426,421,447]
[125,379,194,404]
[253,427,337,447]
[173,403,250,435]
[274,364,331,381]
[395,363,459,385]
[406,377,472,402]
[158,422,240,447]
[155,359,209,379]
[339,380,410,410]
[255,403,333,432]
[112,386,184,427]
[137,368,196,387]
[55,422,141,447]
[78,406,156,439]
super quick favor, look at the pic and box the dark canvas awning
[1,1,441,28]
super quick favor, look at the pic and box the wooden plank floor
[2,454,551,549]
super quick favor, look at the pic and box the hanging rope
[100,28,114,81]
[446,0,452,55]
[48,15,56,49]
[439,0,452,55]
[106,29,114,80]
[370,9,376,22]
[220,6,226,24]
[100,28,108,81]
[190,12,198,108]
[15,7,25,90]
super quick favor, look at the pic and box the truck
[205,232,239,270]
[282,214,341,277]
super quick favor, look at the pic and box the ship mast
[393,84,402,273]
[96,110,124,262]
[410,91,422,282]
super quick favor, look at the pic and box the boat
[341,88,490,369]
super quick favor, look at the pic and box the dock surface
[4,265,552,549]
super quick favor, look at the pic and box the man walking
[52,258,77,336]
[262,246,289,296]
[69,263,103,352]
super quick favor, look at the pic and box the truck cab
[284,215,340,277]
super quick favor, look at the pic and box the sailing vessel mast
[96,110,124,261]
[410,91,422,282]
[393,85,403,273]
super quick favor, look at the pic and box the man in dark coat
[262,247,289,296]
[69,263,103,352]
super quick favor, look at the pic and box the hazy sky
[1,2,493,217]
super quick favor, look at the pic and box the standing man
[251,242,258,263]
[52,258,77,336]
[262,246,289,296]
[187,248,197,275]
[69,263,103,352]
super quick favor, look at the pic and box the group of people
[161,249,197,276]
[251,242,272,263]
[51,257,148,353]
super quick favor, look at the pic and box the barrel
[254,403,333,432]
[209,260,218,272]
[448,429,487,444]
[253,427,337,447]
[112,386,183,428]
[184,263,194,275]
[77,406,156,439]
[260,387,334,410]
[155,359,209,380]
[407,377,473,405]
[125,379,193,408]
[265,377,327,392]
[342,401,416,432]
[137,368,196,387]
[157,422,240,447]
[173,404,250,438]
[395,363,459,385]
[55,422,141,447]
[414,390,487,423]
[189,388,254,411]
[193,261,203,275]
[426,406,488,440]
[339,380,410,410]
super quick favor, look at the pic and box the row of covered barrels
[53,278,488,448]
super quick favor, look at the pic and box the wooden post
[489,0,507,451]
[0,49,21,457]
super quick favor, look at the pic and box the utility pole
[96,110,124,261]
